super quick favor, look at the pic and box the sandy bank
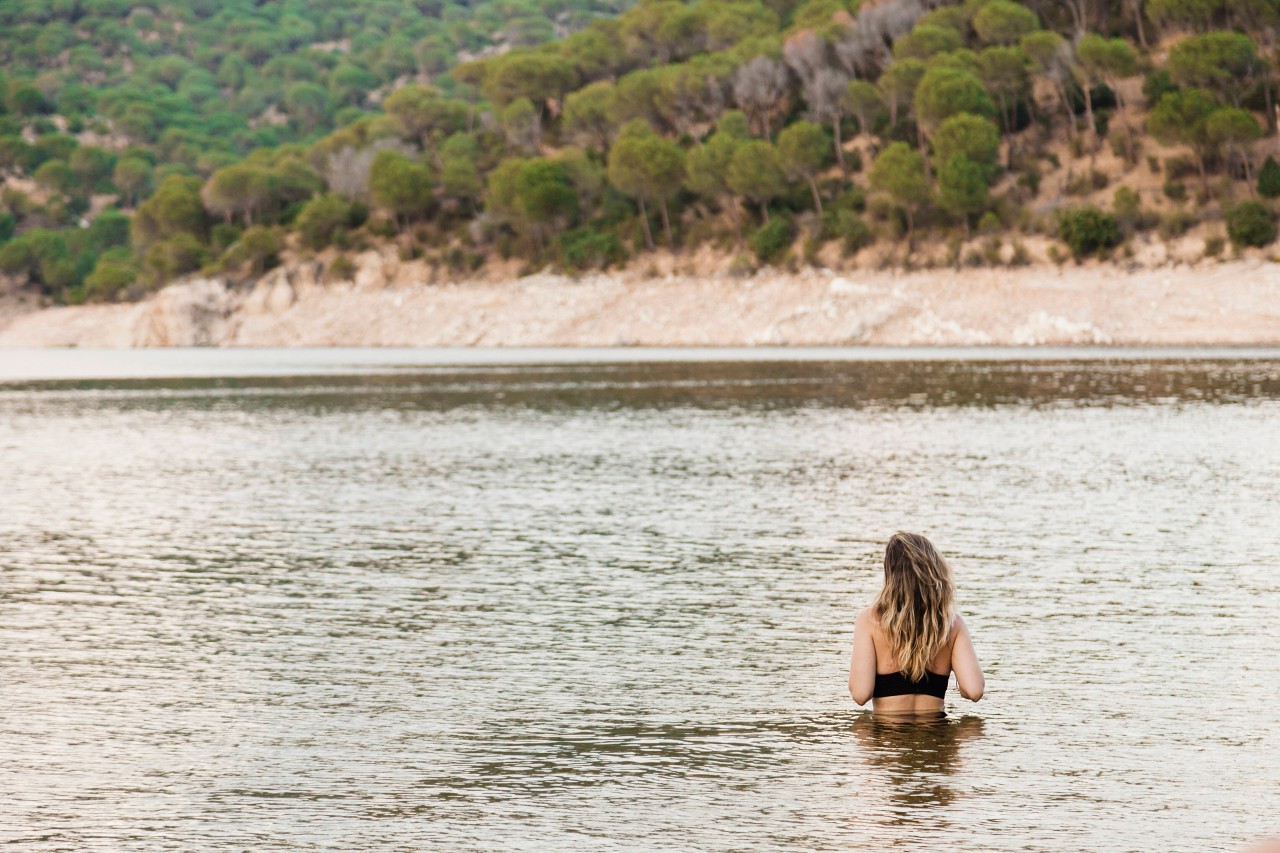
[2,255,1279,348]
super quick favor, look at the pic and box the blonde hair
[874,532,955,681]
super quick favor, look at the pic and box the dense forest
[4,0,1280,303]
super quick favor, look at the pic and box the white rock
[265,277,295,314]
[241,281,271,316]
[354,252,386,289]
[1011,310,1113,345]
[290,261,319,294]
[908,308,993,345]
[829,276,870,296]
[130,278,231,346]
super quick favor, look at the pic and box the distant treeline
[4,0,1280,302]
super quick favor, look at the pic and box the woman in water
[848,532,984,715]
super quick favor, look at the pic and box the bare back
[848,607,985,714]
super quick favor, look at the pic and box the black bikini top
[873,669,949,699]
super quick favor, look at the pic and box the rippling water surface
[2,352,1279,852]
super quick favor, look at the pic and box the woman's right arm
[951,614,985,702]
[848,608,877,706]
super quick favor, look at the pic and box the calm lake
[2,349,1279,851]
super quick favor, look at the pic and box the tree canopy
[4,0,1280,302]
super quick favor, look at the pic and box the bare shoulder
[948,612,971,640]
[854,606,879,635]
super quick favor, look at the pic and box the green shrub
[1113,186,1140,219]
[0,239,34,277]
[1143,69,1178,106]
[1112,186,1153,234]
[834,185,867,213]
[66,195,91,218]
[211,223,243,253]
[296,194,364,250]
[1257,156,1280,199]
[821,192,868,241]
[839,211,873,255]
[1203,234,1225,258]
[728,252,756,276]
[444,246,485,274]
[0,228,78,292]
[225,225,283,274]
[866,194,896,223]
[86,210,131,251]
[1164,156,1197,181]
[981,236,1002,265]
[0,136,39,173]
[327,255,357,282]
[560,227,627,271]
[80,247,138,302]
[1017,166,1040,197]
[1157,208,1197,240]
[721,251,747,274]
[142,233,209,285]
[1094,110,1110,140]
[367,216,397,239]
[750,217,794,264]
[802,236,822,265]
[1056,205,1120,259]
[34,160,74,194]
[819,209,841,239]
[1009,240,1032,266]
[1065,169,1108,196]
[1224,200,1276,248]
[40,257,79,292]
[1163,180,1188,202]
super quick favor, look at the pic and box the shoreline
[2,255,1280,349]
[5,343,1280,384]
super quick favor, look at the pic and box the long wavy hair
[874,532,955,681]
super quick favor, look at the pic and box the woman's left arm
[951,614,985,702]
[848,608,877,705]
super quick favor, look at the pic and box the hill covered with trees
[5,0,1280,303]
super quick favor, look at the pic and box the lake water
[2,349,1279,852]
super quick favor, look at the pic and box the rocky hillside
[5,0,1280,310]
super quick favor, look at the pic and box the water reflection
[3,357,1280,410]
[851,714,986,810]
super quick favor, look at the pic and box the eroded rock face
[130,278,232,346]
[354,251,388,290]
[243,269,296,316]
[3,258,1276,349]
[343,250,405,290]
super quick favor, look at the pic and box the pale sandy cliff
[2,251,1279,348]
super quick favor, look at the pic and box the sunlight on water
[2,356,1278,851]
